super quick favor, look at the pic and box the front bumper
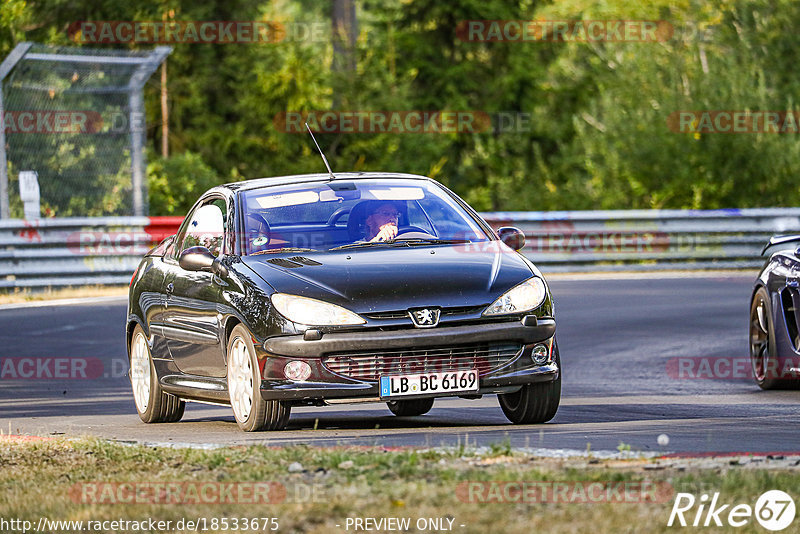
[258,317,558,403]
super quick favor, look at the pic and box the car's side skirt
[153,359,230,404]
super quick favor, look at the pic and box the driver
[365,202,402,242]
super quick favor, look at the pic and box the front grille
[362,310,408,320]
[441,305,486,316]
[322,342,521,381]
[362,305,486,321]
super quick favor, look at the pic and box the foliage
[537,0,800,209]
[2,0,800,215]
[147,151,221,215]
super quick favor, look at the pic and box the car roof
[220,172,434,192]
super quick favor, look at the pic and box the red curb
[145,216,183,243]
[660,451,800,459]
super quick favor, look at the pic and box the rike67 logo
[668,490,795,531]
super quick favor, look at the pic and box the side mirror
[497,226,526,251]
[179,246,228,277]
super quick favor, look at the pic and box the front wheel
[387,397,434,417]
[129,325,185,423]
[227,325,291,431]
[748,287,798,389]
[498,341,561,424]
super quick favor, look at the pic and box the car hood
[241,243,537,313]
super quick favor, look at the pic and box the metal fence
[0,216,177,288]
[2,207,800,289]
[0,43,170,220]
[482,207,800,272]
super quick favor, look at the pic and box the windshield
[239,178,491,254]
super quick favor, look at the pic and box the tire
[498,341,561,424]
[227,324,290,431]
[129,324,185,423]
[749,286,797,390]
[387,397,434,417]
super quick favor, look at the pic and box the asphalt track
[2,273,798,454]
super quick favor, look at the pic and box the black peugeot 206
[127,172,560,431]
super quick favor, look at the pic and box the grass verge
[1,438,799,533]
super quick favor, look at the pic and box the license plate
[379,369,479,398]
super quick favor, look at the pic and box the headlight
[271,293,366,326]
[483,277,547,316]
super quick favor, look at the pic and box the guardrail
[0,216,180,288]
[2,208,799,289]
[482,207,800,272]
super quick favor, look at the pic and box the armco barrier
[482,207,800,272]
[1,208,799,289]
[0,216,183,288]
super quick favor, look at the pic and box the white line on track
[0,295,127,311]
[560,393,800,405]
[545,270,758,281]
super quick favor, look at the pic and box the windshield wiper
[328,241,404,251]
[250,247,316,255]
[394,238,473,245]
[329,238,472,251]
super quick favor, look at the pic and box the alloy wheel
[228,337,254,422]
[750,295,769,382]
[130,332,151,413]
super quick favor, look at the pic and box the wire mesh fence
[0,43,170,218]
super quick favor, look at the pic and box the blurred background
[1,0,798,217]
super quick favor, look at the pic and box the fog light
[284,360,312,381]
[531,344,549,365]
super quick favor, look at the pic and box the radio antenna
[305,123,335,181]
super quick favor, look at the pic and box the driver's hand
[371,223,398,242]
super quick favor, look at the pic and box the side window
[406,201,435,234]
[180,198,227,257]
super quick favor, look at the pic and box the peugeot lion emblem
[409,308,441,328]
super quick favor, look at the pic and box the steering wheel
[247,213,271,253]
[395,225,433,236]
[326,207,350,226]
